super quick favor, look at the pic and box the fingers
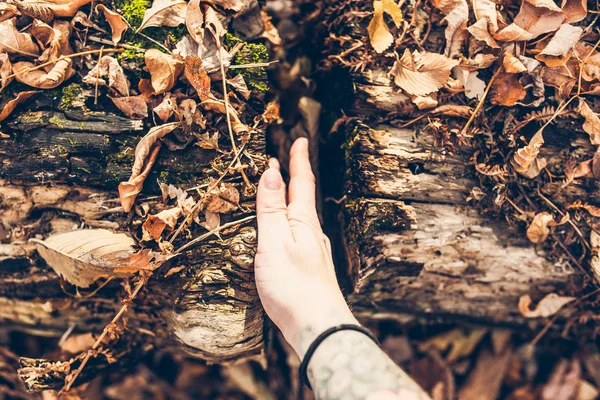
[288,138,318,223]
[256,162,293,252]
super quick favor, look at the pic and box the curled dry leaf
[201,210,220,232]
[228,74,251,100]
[13,59,75,89]
[119,122,180,212]
[145,49,184,95]
[202,181,240,213]
[561,0,587,23]
[0,19,39,57]
[201,99,249,134]
[591,231,600,282]
[494,23,533,41]
[184,55,211,101]
[490,73,526,106]
[32,229,152,288]
[60,333,96,354]
[567,201,600,217]
[178,98,197,127]
[96,5,128,44]
[518,293,575,318]
[142,207,182,241]
[138,0,187,31]
[390,49,460,96]
[526,211,555,243]
[536,24,583,67]
[467,0,499,48]
[0,53,12,92]
[186,0,203,44]
[110,96,149,119]
[578,99,600,145]
[503,51,527,73]
[511,129,547,179]
[367,0,403,53]
[0,91,39,122]
[454,68,486,99]
[82,56,130,96]
[500,0,565,40]
[432,0,468,57]
[154,93,177,121]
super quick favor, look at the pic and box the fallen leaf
[490,73,527,106]
[184,55,211,101]
[82,56,130,96]
[119,122,180,212]
[433,0,469,56]
[541,359,580,400]
[201,210,220,232]
[420,328,487,362]
[454,68,486,99]
[185,0,203,44]
[577,380,599,400]
[390,49,460,96]
[201,181,240,213]
[467,18,499,48]
[97,5,128,44]
[518,293,575,318]
[561,0,587,23]
[195,131,220,150]
[201,99,249,134]
[142,207,182,241]
[0,91,39,122]
[61,333,95,354]
[261,10,281,47]
[178,98,197,127]
[154,93,177,121]
[13,59,75,89]
[504,51,528,73]
[511,129,547,178]
[137,0,187,32]
[458,348,512,400]
[73,10,106,33]
[526,211,555,243]
[228,74,251,100]
[110,96,149,119]
[0,53,12,92]
[467,0,499,47]
[32,229,149,287]
[512,0,565,38]
[412,94,438,109]
[567,201,600,217]
[145,49,184,95]
[536,24,583,67]
[367,0,393,53]
[591,231,600,282]
[578,99,600,145]
[494,23,534,41]
[0,19,39,57]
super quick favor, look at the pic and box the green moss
[59,84,84,110]
[233,41,270,92]
[114,0,150,28]
[48,115,65,128]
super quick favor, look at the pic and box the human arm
[254,137,430,400]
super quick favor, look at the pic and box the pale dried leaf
[184,55,211,101]
[32,229,141,287]
[433,0,469,56]
[14,59,75,89]
[110,96,148,119]
[82,56,130,96]
[228,74,251,100]
[504,52,527,73]
[527,211,554,243]
[0,19,39,57]
[542,359,581,400]
[154,93,177,121]
[368,0,393,53]
[518,293,575,318]
[472,0,498,31]
[118,122,180,212]
[420,328,487,362]
[0,53,12,92]
[467,18,499,48]
[458,348,512,400]
[536,24,583,67]
[178,98,197,127]
[60,333,95,354]
[201,210,220,232]
[201,99,249,134]
[96,5,128,44]
[0,91,40,122]
[561,0,586,23]
[202,181,240,213]
[577,380,599,400]
[390,49,460,96]
[137,0,187,32]
[382,0,404,27]
[185,0,203,44]
[511,129,546,178]
[412,94,438,109]
[512,0,565,38]
[454,68,486,99]
[591,231,600,282]
[145,49,184,95]
[494,23,534,41]
[578,99,600,145]
[142,207,182,241]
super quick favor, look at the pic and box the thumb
[256,163,292,252]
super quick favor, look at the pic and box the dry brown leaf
[567,201,600,217]
[458,348,512,400]
[178,98,197,127]
[0,91,39,122]
[454,68,486,99]
[138,78,156,101]
[527,211,555,243]
[145,49,184,95]
[459,53,498,71]
[32,229,145,287]
[504,52,527,73]
[96,5,128,44]
[228,74,251,100]
[467,0,499,47]
[261,10,281,47]
[13,59,75,89]
[591,231,600,282]
[201,99,248,134]
[142,207,182,241]
[511,129,547,179]
[433,0,468,56]
[536,24,583,67]
[60,333,95,354]
[390,49,459,96]
[119,122,180,212]
[541,359,581,400]
[0,19,39,57]
[494,23,534,41]
[419,328,487,362]
[137,0,187,32]
[578,99,600,145]
[490,73,527,106]
[202,181,240,213]
[201,210,220,232]
[561,0,587,23]
[467,18,498,48]
[82,56,129,96]
[0,53,12,92]
[110,96,148,119]
[368,0,394,54]
[412,94,438,109]
[184,55,211,101]
[512,0,565,38]
[185,0,203,44]
[518,293,575,318]
[154,93,177,121]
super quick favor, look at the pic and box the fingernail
[268,158,280,170]
[263,168,282,191]
[296,137,309,149]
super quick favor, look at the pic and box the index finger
[287,137,318,219]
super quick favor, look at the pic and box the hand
[255,137,357,358]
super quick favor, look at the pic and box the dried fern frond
[567,201,600,217]
[8,0,53,23]
[511,130,547,179]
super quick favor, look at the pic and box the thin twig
[87,35,147,51]
[175,215,256,253]
[230,60,280,69]
[460,65,502,136]
[1,48,123,82]
[94,46,104,105]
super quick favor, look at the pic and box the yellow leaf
[390,49,460,96]
[368,1,393,53]
[578,99,600,145]
[526,211,554,243]
[518,293,575,318]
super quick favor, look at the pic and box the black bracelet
[299,324,379,390]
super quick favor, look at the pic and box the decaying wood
[0,105,265,391]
